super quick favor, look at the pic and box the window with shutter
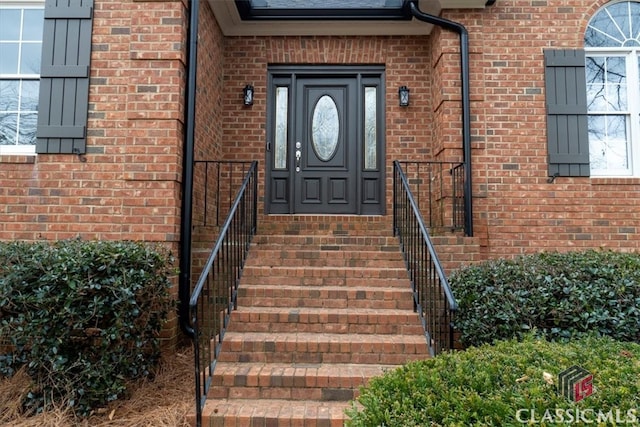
[544,49,590,178]
[36,0,93,155]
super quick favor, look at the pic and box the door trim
[265,65,386,215]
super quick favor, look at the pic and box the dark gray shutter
[544,49,590,177]
[36,0,93,154]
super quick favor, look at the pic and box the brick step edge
[198,398,355,427]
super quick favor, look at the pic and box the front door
[294,78,357,213]
[266,66,385,215]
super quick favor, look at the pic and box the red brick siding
[2,0,639,280]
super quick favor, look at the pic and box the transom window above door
[585,1,640,177]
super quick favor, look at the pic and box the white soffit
[209,0,491,37]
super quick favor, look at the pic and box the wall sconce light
[243,84,254,106]
[398,86,410,107]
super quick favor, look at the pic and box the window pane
[20,42,42,74]
[20,80,39,111]
[0,80,19,110]
[588,115,630,173]
[586,1,640,47]
[586,56,627,112]
[364,87,377,170]
[18,112,37,144]
[0,9,21,40]
[311,95,340,161]
[274,87,288,169]
[0,113,18,145]
[23,9,44,41]
[0,43,19,74]
[606,56,627,111]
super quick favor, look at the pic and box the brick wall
[450,0,640,260]
[214,0,640,265]
[2,0,639,342]
[0,0,189,345]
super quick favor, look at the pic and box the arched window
[585,1,640,176]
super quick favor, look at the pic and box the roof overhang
[209,0,495,36]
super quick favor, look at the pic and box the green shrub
[0,239,174,415]
[347,335,640,426]
[448,250,640,347]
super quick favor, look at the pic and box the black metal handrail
[188,161,258,427]
[395,161,465,232]
[393,160,458,356]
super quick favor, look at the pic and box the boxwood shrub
[0,239,174,415]
[448,250,640,347]
[347,335,640,426]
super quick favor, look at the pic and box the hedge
[448,250,640,347]
[0,239,174,415]
[347,334,640,426]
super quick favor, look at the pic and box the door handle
[295,141,301,172]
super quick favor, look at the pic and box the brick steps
[196,216,429,426]
[237,286,414,309]
[245,249,405,268]
[201,399,351,427]
[209,362,395,400]
[229,307,424,335]
[217,332,428,364]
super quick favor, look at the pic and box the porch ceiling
[209,0,492,36]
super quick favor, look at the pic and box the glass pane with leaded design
[311,95,339,161]
[274,87,288,169]
[589,115,630,173]
[364,87,377,170]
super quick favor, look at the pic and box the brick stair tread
[212,362,398,387]
[219,332,429,360]
[228,307,424,334]
[245,258,405,268]
[252,235,398,246]
[243,264,408,279]
[200,398,353,426]
[237,289,413,309]
[248,248,403,258]
[232,306,418,316]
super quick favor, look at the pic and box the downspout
[179,0,199,337]
[407,1,474,237]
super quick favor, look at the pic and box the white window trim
[586,47,640,177]
[0,1,43,155]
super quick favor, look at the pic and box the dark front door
[294,78,357,213]
[266,66,385,215]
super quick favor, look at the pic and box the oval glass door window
[311,95,340,161]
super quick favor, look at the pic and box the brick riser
[197,217,430,427]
